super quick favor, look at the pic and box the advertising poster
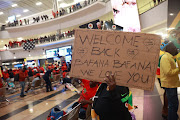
[111,0,141,32]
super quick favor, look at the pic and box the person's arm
[161,56,179,76]
[80,99,93,105]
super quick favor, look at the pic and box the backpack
[14,74,19,81]
[47,106,66,120]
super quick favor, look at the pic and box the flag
[23,40,35,51]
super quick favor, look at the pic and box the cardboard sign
[70,29,161,91]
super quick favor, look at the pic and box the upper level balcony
[0,0,109,39]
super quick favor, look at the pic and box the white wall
[140,0,168,31]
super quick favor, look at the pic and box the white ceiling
[0,0,53,23]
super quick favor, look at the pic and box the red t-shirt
[53,70,57,75]
[0,79,3,88]
[19,71,26,82]
[79,79,99,108]
[61,66,67,72]
[40,67,45,73]
[33,73,40,78]
[25,70,28,77]
[3,72,9,79]
[62,72,67,78]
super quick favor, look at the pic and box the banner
[111,0,141,32]
[70,29,161,91]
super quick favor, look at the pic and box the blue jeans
[165,88,179,120]
[20,81,25,96]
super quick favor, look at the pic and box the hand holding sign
[104,74,116,91]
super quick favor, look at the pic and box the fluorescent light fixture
[169,13,174,16]
[16,14,21,17]
[23,9,29,12]
[17,37,23,41]
[166,27,175,30]
[0,12,4,15]
[36,2,42,6]
[60,3,68,7]
[1,41,3,42]
[12,4,17,7]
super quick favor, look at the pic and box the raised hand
[104,74,116,91]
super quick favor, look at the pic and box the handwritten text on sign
[70,29,161,91]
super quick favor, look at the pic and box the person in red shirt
[53,68,57,75]
[25,71,40,93]
[19,68,27,97]
[62,70,68,78]
[40,66,45,73]
[2,70,10,83]
[71,79,99,119]
[0,75,4,88]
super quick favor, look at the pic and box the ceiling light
[5,20,9,23]
[14,56,16,59]
[29,54,31,57]
[12,4,18,7]
[0,12,4,15]
[169,13,174,16]
[1,41,3,42]
[23,9,29,13]
[36,2,42,6]
[166,27,175,30]
[16,14,21,17]
[43,52,45,55]
[60,3,68,8]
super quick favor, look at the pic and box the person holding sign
[160,42,180,120]
[91,74,132,120]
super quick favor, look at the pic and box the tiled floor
[0,79,180,120]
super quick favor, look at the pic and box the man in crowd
[160,42,180,120]
[43,69,53,92]
[3,69,10,83]
[19,68,27,97]
[91,74,132,120]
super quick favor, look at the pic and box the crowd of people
[4,30,75,49]
[5,0,97,28]
[2,37,180,120]
[153,0,164,6]
[0,61,71,95]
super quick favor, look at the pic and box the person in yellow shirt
[160,41,180,120]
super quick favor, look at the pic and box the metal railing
[138,0,167,14]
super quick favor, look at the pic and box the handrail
[138,0,167,14]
